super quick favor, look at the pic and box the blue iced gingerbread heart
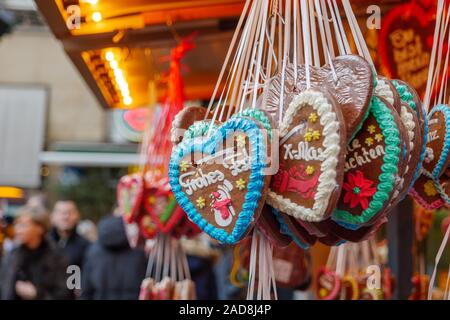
[169,116,268,244]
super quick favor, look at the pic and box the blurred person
[81,215,146,300]
[49,200,90,268]
[77,219,98,242]
[0,206,72,300]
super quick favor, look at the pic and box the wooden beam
[388,197,414,300]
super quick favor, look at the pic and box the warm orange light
[110,60,118,69]
[0,187,24,199]
[105,51,114,61]
[92,11,102,23]
[81,0,99,4]
[124,96,133,106]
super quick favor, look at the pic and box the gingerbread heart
[117,174,144,224]
[272,242,311,289]
[267,89,347,222]
[316,267,341,300]
[375,77,401,113]
[340,276,360,300]
[392,79,429,184]
[265,55,374,141]
[171,214,201,239]
[137,211,158,239]
[143,186,185,234]
[272,208,314,249]
[169,116,270,244]
[409,173,445,210]
[171,106,213,145]
[391,102,424,205]
[256,205,292,248]
[332,96,402,229]
[422,105,450,179]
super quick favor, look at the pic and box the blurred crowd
[0,196,222,300]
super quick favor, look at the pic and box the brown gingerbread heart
[422,105,450,179]
[171,106,213,145]
[267,88,347,222]
[331,96,403,229]
[375,76,402,113]
[409,173,445,210]
[265,55,374,141]
[256,205,292,248]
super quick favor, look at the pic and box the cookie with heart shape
[390,102,424,206]
[422,105,450,179]
[392,79,429,184]
[375,77,402,113]
[272,208,314,249]
[316,267,341,300]
[117,174,144,224]
[143,186,185,234]
[340,276,360,300]
[171,106,213,145]
[137,211,158,240]
[409,173,445,210]
[265,55,374,141]
[272,242,311,289]
[169,116,270,244]
[171,213,201,239]
[267,89,347,222]
[256,205,292,248]
[331,96,402,229]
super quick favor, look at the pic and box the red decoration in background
[379,1,435,98]
[342,171,377,210]
[117,36,200,240]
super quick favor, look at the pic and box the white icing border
[266,90,342,222]
[392,105,416,200]
[375,79,395,106]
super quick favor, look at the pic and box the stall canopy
[35,0,246,109]
[35,0,403,110]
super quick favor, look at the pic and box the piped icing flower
[375,133,384,142]
[365,137,374,146]
[423,180,437,197]
[180,160,191,172]
[196,197,206,209]
[236,178,247,191]
[236,135,246,148]
[368,125,376,134]
[308,112,318,123]
[342,171,377,210]
[306,166,315,175]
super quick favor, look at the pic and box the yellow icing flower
[365,137,374,146]
[196,197,206,209]
[375,133,384,142]
[236,135,246,148]
[308,112,318,123]
[424,180,438,197]
[312,130,321,141]
[306,166,315,175]
[368,125,376,134]
[180,160,191,172]
[236,178,247,191]
[304,129,314,142]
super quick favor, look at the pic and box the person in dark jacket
[50,200,90,268]
[81,215,147,300]
[0,206,72,300]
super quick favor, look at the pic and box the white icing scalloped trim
[266,90,342,222]
[375,79,395,105]
[392,105,416,201]
[171,108,190,143]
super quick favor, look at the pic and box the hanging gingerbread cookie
[169,115,270,244]
[332,96,402,229]
[267,89,347,222]
[266,55,374,141]
[422,105,450,179]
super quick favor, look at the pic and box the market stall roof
[35,0,403,110]
[35,0,244,109]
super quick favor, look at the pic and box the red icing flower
[342,171,377,210]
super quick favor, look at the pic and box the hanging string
[428,224,450,300]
